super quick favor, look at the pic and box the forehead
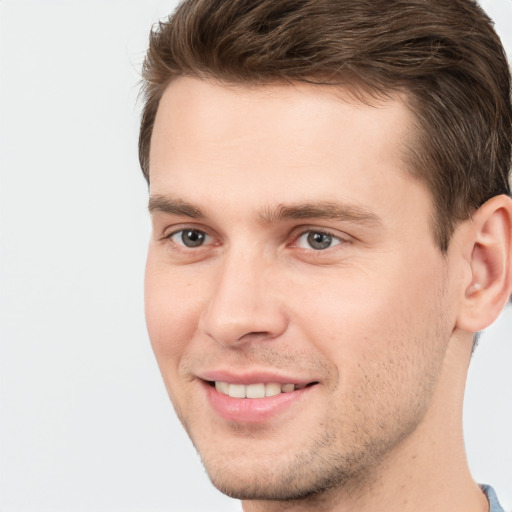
[150,77,412,164]
[149,77,426,221]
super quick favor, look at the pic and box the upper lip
[198,369,318,386]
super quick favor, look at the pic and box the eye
[296,230,342,250]
[169,229,210,248]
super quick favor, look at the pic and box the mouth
[207,380,318,399]
[201,377,319,423]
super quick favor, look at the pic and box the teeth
[265,383,281,397]
[215,381,229,394]
[228,384,246,398]
[214,381,303,398]
[246,383,265,398]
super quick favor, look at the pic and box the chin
[207,468,330,502]
[196,434,373,502]
[204,458,370,503]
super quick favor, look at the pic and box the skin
[145,77,500,512]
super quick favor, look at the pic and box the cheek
[144,256,199,365]
[299,280,449,442]
[290,254,451,386]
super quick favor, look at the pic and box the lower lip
[204,382,313,424]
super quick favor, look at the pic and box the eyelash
[161,226,348,253]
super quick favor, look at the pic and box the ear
[455,194,512,333]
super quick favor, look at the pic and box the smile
[213,381,310,398]
[204,379,318,423]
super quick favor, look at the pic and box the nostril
[238,331,274,342]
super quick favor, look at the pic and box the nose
[198,251,288,347]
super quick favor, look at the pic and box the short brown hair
[139,0,512,251]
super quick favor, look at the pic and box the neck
[242,333,488,512]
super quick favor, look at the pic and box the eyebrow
[259,202,383,227]
[148,195,206,218]
[148,195,382,228]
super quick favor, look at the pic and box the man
[139,0,512,510]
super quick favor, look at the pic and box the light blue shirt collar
[481,485,505,512]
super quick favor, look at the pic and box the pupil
[307,231,332,250]
[182,230,205,247]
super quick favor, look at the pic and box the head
[140,0,512,508]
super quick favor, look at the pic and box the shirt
[482,485,506,512]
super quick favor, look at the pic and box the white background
[0,1,511,510]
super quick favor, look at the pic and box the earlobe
[456,194,512,333]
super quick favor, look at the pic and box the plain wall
[0,1,510,510]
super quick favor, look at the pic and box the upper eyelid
[165,227,208,238]
[291,226,350,241]
[296,229,343,239]
[161,223,211,238]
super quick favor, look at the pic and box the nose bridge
[199,243,287,346]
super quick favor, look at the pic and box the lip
[199,369,315,386]
[198,370,318,424]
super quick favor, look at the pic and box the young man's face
[145,77,460,501]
